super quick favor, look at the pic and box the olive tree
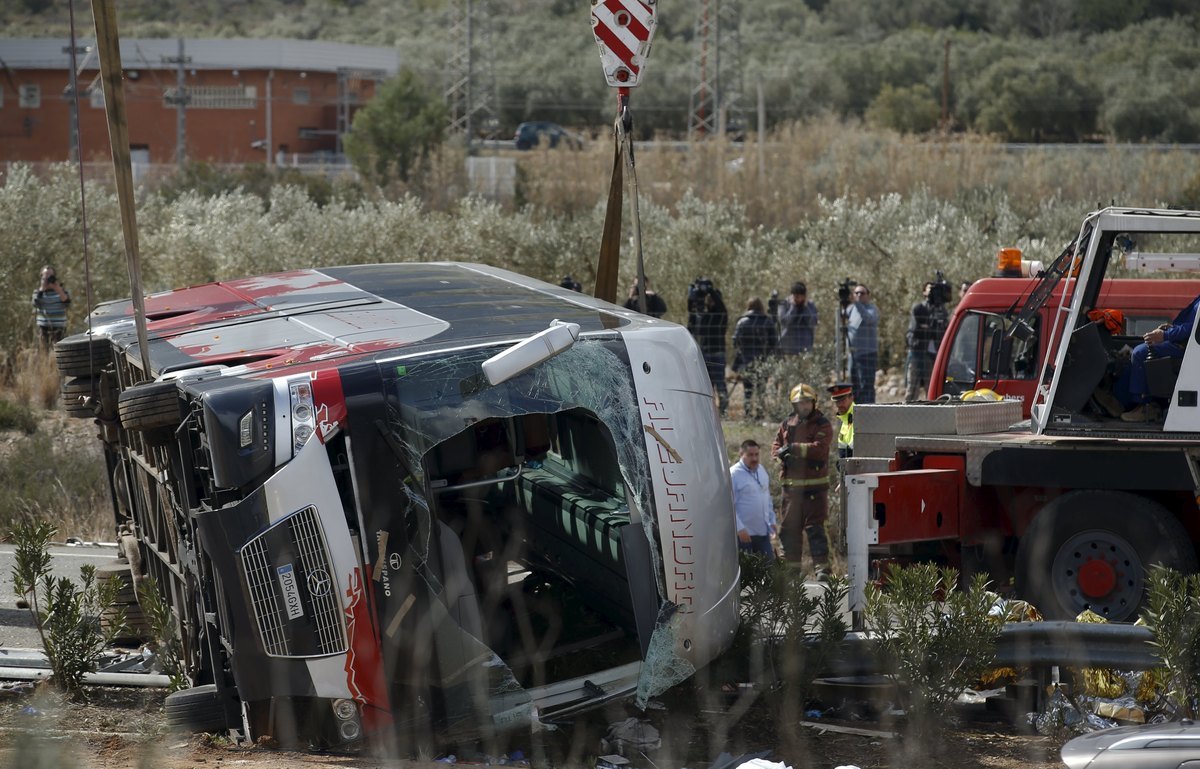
[344,70,448,185]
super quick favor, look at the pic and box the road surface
[0,542,119,650]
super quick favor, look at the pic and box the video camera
[928,270,952,307]
[837,278,858,308]
[687,277,722,312]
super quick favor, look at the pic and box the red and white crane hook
[590,0,658,311]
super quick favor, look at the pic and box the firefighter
[771,383,834,573]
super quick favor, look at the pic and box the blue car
[514,121,582,150]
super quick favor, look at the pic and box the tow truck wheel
[54,335,111,378]
[1015,490,1197,621]
[164,684,228,733]
[118,381,182,434]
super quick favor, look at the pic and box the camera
[775,444,791,460]
[767,288,780,316]
[687,277,721,312]
[837,278,858,307]
[928,270,951,307]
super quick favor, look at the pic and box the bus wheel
[1015,490,1197,621]
[164,684,228,733]
[118,381,182,446]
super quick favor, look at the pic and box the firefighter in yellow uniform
[771,383,833,571]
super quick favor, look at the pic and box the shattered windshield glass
[365,335,688,728]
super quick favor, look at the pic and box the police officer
[771,383,833,573]
[827,382,855,459]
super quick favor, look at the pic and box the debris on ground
[600,717,661,756]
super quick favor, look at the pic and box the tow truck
[927,253,1200,418]
[847,207,1200,622]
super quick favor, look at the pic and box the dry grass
[513,119,1200,226]
[8,346,61,411]
[0,349,111,540]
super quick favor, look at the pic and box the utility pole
[445,0,496,149]
[688,0,742,141]
[62,44,88,163]
[162,38,191,168]
[941,38,951,133]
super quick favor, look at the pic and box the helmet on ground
[789,383,818,403]
[962,388,1002,402]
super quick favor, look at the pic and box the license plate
[276,563,305,620]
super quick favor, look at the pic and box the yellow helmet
[789,383,818,403]
[962,388,1002,402]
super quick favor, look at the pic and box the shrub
[0,398,38,434]
[1143,565,1200,718]
[865,564,999,738]
[731,553,848,753]
[138,576,187,691]
[11,521,124,696]
[0,429,111,538]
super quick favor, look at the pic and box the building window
[0,88,4,108]
[162,85,257,109]
[292,87,310,105]
[19,84,40,108]
[89,87,105,109]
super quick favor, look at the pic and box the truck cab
[929,273,1200,419]
[847,208,1200,624]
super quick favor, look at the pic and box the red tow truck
[927,260,1200,418]
[848,207,1200,622]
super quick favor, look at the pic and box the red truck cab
[928,275,1200,417]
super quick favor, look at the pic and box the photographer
[32,265,70,350]
[686,277,729,415]
[904,275,950,402]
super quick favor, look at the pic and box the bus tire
[164,684,228,733]
[54,335,111,378]
[118,381,181,433]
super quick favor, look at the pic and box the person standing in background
[730,439,776,559]
[827,382,855,459]
[904,281,949,402]
[846,284,879,404]
[32,265,70,350]
[731,297,778,420]
[687,277,729,416]
[771,383,833,573]
[624,278,668,318]
[777,281,819,354]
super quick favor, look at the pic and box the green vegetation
[4,1,1199,141]
[865,564,1000,739]
[11,521,125,696]
[0,427,110,537]
[1143,566,1200,718]
[0,398,38,434]
[344,69,449,185]
[138,576,187,691]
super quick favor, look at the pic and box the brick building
[0,38,400,166]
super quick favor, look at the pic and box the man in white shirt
[730,439,777,559]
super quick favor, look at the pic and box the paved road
[0,543,119,650]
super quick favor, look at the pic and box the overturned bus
[58,263,739,748]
